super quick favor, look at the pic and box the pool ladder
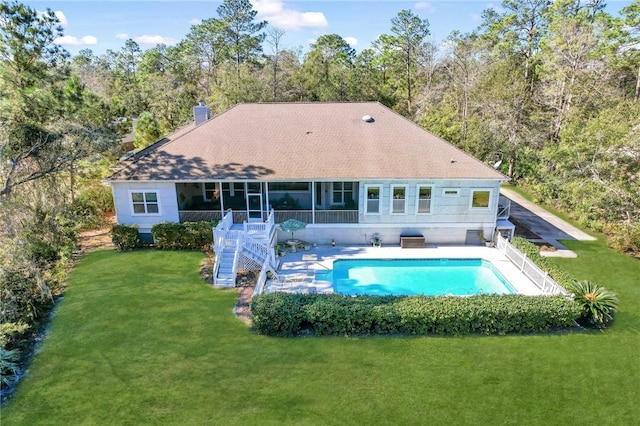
[307,262,332,281]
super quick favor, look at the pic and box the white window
[391,186,406,214]
[365,185,381,214]
[442,188,459,197]
[471,189,492,209]
[416,185,432,214]
[131,191,159,215]
[332,182,354,205]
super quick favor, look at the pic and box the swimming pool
[318,258,516,296]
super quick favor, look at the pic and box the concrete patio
[264,244,544,296]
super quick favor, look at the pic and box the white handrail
[242,233,270,263]
[497,195,511,219]
[495,234,568,295]
[253,257,273,297]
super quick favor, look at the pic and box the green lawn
[3,243,639,425]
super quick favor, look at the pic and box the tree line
[74,0,639,245]
[1,0,639,395]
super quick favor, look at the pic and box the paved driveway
[500,187,596,257]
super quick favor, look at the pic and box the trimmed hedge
[250,293,582,337]
[109,224,142,251]
[151,221,217,251]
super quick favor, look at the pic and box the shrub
[70,185,114,230]
[0,322,30,348]
[0,265,53,325]
[567,281,619,329]
[21,205,77,268]
[605,222,640,256]
[110,224,142,251]
[151,221,217,251]
[250,293,581,337]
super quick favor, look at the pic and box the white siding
[112,182,179,234]
[358,179,500,227]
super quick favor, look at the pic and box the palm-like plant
[568,281,619,328]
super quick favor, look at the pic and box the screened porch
[176,181,359,224]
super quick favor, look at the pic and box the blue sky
[23,0,634,56]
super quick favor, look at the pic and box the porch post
[311,181,316,224]
[218,181,225,215]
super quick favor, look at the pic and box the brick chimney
[193,101,210,127]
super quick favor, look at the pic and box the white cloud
[54,11,68,26]
[135,35,177,46]
[253,0,328,30]
[344,37,358,47]
[414,2,435,13]
[55,35,98,46]
[189,18,202,25]
[115,33,130,40]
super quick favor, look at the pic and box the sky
[22,0,634,57]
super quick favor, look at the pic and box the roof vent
[362,115,374,123]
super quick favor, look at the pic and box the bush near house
[109,221,218,252]
[250,293,582,337]
[151,221,218,251]
[109,224,142,251]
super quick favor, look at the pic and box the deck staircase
[213,210,277,287]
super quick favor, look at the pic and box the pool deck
[266,244,543,296]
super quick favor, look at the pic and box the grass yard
[3,243,640,425]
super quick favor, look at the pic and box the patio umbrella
[278,218,307,240]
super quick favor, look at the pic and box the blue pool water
[317,259,516,296]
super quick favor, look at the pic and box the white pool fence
[495,233,568,296]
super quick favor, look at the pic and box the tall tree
[387,9,430,116]
[0,2,116,198]
[302,34,355,101]
[265,27,287,101]
[216,0,267,102]
[0,1,68,125]
[444,31,488,142]
[481,0,551,91]
[609,1,640,100]
[138,45,197,130]
[537,0,605,141]
[109,39,146,116]
[182,18,229,98]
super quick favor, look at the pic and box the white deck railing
[495,233,568,295]
[213,209,278,288]
[243,209,275,240]
[242,233,275,265]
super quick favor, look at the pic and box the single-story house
[108,101,514,243]
[107,102,514,283]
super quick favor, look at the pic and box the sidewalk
[500,187,596,258]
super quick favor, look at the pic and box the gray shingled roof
[108,102,506,182]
